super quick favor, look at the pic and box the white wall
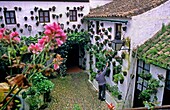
[125,0,170,49]
[150,64,167,105]
[89,0,112,9]
[0,1,90,36]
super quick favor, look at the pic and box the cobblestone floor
[46,72,108,110]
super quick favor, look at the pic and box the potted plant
[20,28,23,33]
[17,23,20,28]
[19,7,22,11]
[14,6,18,11]
[34,7,38,12]
[12,27,16,32]
[1,23,5,28]
[30,11,34,15]
[35,16,38,20]
[66,7,69,10]
[24,16,28,21]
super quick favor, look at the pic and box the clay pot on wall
[66,7,69,10]
[34,7,38,12]
[3,7,7,11]
[20,29,23,33]
[19,7,22,11]
[17,23,20,28]
[14,7,18,11]
[24,16,28,21]
[30,11,34,15]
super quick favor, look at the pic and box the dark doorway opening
[162,70,170,105]
[66,44,79,68]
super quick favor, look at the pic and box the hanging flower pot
[66,21,69,25]
[31,16,34,20]
[52,14,56,19]
[19,7,22,11]
[49,8,52,11]
[80,6,84,11]
[3,7,7,11]
[102,28,105,32]
[30,11,34,15]
[17,23,20,28]
[123,71,127,76]
[108,35,112,39]
[36,21,39,26]
[78,14,81,17]
[35,16,38,20]
[24,24,28,28]
[56,15,59,19]
[75,28,78,33]
[24,16,28,21]
[123,26,127,31]
[72,24,76,29]
[66,7,69,10]
[80,13,83,17]
[100,22,104,27]
[0,7,2,12]
[52,6,56,11]
[38,31,42,35]
[34,7,38,12]
[13,27,16,32]
[77,24,81,29]
[81,19,84,24]
[77,7,80,10]
[108,27,112,32]
[39,8,43,11]
[1,23,5,28]
[0,16,3,20]
[59,14,62,18]
[81,29,84,32]
[66,12,69,17]
[20,28,23,33]
[14,7,18,11]
[73,7,76,10]
[105,31,108,35]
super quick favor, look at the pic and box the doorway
[66,44,79,68]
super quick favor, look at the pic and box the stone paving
[46,72,108,110]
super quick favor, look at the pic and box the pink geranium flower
[10,32,19,38]
[56,38,63,47]
[13,37,20,43]
[28,43,43,54]
[53,64,59,70]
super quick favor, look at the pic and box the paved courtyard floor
[46,72,108,110]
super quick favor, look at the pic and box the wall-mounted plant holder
[72,24,76,29]
[19,7,22,11]
[30,11,34,15]
[77,7,80,11]
[108,27,112,32]
[34,7,38,12]
[0,7,2,12]
[77,24,81,29]
[78,14,81,17]
[39,8,43,11]
[52,14,56,19]
[59,14,62,18]
[108,35,112,39]
[52,6,56,11]
[66,21,69,25]
[56,15,59,19]
[35,16,38,20]
[81,19,84,24]
[100,22,104,27]
[17,23,20,28]
[0,16,3,20]
[75,28,78,33]
[104,31,108,35]
[66,7,69,10]
[66,12,69,17]
[122,26,127,31]
[24,16,28,21]
[64,29,67,33]
[20,28,23,33]
[1,23,5,28]
[31,16,34,20]
[14,7,18,11]
[80,6,84,11]
[36,21,39,26]
[24,24,28,28]
[81,29,84,32]
[38,31,42,35]
[13,27,16,32]
[80,13,83,17]
[49,8,52,11]
[102,28,105,32]
[3,7,7,11]
[73,7,76,10]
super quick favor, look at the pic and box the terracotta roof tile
[85,0,168,18]
[136,24,170,69]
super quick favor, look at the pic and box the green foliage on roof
[136,24,170,69]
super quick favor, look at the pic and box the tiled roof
[135,24,170,69]
[85,0,168,18]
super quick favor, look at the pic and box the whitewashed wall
[125,0,170,49]
[89,0,112,9]
[150,65,167,105]
[0,1,90,36]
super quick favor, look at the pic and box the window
[4,11,16,24]
[96,21,100,34]
[136,60,150,91]
[69,10,77,22]
[115,23,122,40]
[39,10,50,23]
[166,70,170,90]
